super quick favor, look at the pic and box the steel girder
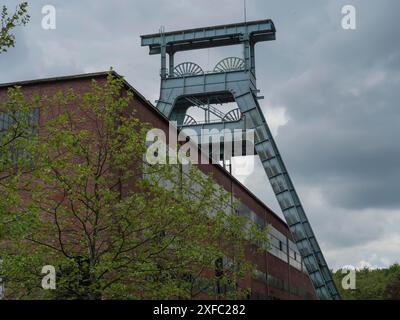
[141,19,341,300]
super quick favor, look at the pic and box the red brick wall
[0,73,316,300]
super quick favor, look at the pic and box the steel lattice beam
[141,19,276,54]
[141,18,341,300]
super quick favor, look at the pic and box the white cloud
[261,104,289,137]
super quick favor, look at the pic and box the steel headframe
[141,19,341,300]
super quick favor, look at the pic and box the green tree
[0,74,269,300]
[1,2,30,53]
[385,275,400,300]
[333,263,400,300]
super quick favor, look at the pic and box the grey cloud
[1,0,399,269]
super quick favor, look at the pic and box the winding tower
[141,19,341,300]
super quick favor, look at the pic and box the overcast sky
[1,0,399,270]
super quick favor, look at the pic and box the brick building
[0,71,316,300]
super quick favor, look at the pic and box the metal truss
[141,19,341,300]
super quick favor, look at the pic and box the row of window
[238,202,306,273]
[253,269,313,299]
[144,150,308,275]
[193,270,313,300]
[180,167,308,274]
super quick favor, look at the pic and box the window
[0,108,40,166]
[267,275,285,291]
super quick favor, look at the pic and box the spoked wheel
[222,108,241,121]
[173,62,204,77]
[214,57,245,73]
[183,114,197,125]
